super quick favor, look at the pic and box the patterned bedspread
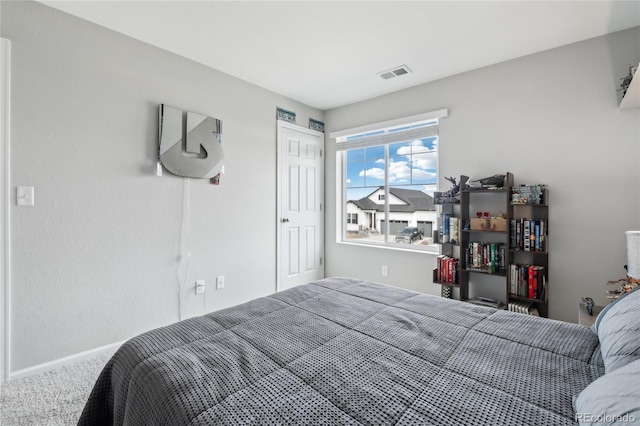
[78,277,604,425]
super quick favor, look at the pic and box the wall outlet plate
[195,279,205,294]
[17,186,34,206]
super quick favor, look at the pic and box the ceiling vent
[378,65,412,80]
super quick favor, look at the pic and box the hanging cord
[177,178,191,321]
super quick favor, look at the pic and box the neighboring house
[346,187,436,238]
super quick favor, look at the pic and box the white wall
[1,1,323,373]
[325,27,640,323]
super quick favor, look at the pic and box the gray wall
[324,27,640,323]
[2,1,323,371]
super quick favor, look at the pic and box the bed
[78,277,640,425]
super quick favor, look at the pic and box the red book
[528,265,535,299]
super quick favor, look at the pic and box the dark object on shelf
[434,176,468,204]
[443,176,461,197]
[471,174,506,188]
[606,275,639,300]
[582,297,595,315]
[467,297,507,310]
[619,64,637,97]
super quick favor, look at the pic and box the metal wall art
[158,104,224,179]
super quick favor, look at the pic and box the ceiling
[39,1,640,110]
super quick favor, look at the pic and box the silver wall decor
[158,104,224,179]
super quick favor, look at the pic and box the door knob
[282,218,290,223]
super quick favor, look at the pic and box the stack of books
[508,300,540,316]
[512,184,546,204]
[465,242,507,273]
[436,255,459,284]
[510,218,546,252]
[509,264,546,300]
[440,213,460,244]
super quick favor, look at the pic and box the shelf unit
[432,172,549,317]
[508,186,549,317]
[460,173,513,310]
[432,198,466,300]
[432,176,470,300]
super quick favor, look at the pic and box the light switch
[17,186,34,206]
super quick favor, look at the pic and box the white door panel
[277,121,324,291]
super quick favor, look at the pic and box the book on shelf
[449,217,460,244]
[436,255,459,284]
[465,242,506,273]
[510,218,546,252]
[439,213,461,244]
[441,212,451,243]
[509,264,546,299]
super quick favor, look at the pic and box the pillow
[573,358,640,425]
[594,285,640,373]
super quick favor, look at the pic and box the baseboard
[7,340,124,382]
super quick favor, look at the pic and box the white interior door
[277,121,324,291]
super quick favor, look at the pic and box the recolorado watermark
[575,413,636,423]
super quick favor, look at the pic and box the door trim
[276,120,324,292]
[1,38,11,383]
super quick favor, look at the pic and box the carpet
[0,352,113,426]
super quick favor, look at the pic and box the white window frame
[332,109,448,253]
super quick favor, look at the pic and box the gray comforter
[78,277,604,425]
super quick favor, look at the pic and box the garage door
[381,220,408,236]
[417,221,433,238]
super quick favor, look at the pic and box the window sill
[336,240,439,255]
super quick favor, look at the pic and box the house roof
[348,187,435,213]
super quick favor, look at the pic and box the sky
[345,136,438,201]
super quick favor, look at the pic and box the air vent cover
[378,65,412,80]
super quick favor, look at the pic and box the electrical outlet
[216,275,225,289]
[382,265,389,276]
[195,280,205,295]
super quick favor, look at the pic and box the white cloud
[359,167,385,180]
[357,138,437,186]
[412,169,437,180]
[412,153,437,170]
[395,139,436,156]
[388,160,411,184]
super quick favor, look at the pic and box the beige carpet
[0,352,113,426]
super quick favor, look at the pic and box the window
[333,110,448,252]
